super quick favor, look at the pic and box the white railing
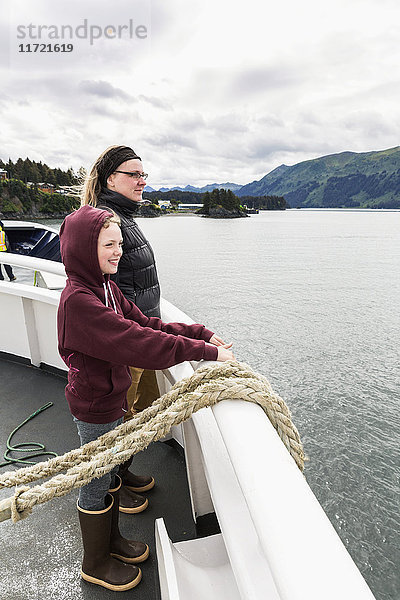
[0,255,66,369]
[0,257,376,600]
[157,300,376,600]
[2,220,60,234]
[0,252,65,276]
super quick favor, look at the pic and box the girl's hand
[209,334,233,349]
[216,344,235,362]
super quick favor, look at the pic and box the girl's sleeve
[115,284,215,342]
[62,290,218,369]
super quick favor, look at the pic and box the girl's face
[106,158,146,203]
[97,222,123,275]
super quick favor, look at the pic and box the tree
[77,166,87,183]
[199,188,246,216]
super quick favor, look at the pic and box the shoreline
[2,207,399,222]
[1,211,200,221]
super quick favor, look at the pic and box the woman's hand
[216,344,235,362]
[209,334,233,349]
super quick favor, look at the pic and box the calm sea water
[44,209,399,599]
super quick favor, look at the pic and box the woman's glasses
[113,171,149,180]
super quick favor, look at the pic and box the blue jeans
[73,416,123,511]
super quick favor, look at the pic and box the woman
[81,145,161,513]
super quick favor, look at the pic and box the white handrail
[2,220,59,233]
[213,401,375,599]
[0,253,65,276]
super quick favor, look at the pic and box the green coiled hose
[0,402,58,468]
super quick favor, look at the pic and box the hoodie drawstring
[108,282,118,313]
[103,282,118,314]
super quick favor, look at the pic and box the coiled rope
[0,361,304,524]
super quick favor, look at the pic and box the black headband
[98,146,141,187]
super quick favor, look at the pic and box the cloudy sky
[1,0,399,188]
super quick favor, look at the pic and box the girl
[57,204,234,592]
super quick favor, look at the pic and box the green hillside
[0,179,79,217]
[237,147,400,208]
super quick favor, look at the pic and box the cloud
[79,80,132,101]
[229,66,303,97]
[208,113,248,135]
[146,132,198,150]
[138,95,171,110]
[1,0,400,186]
[172,113,205,131]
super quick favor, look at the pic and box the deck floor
[0,357,197,600]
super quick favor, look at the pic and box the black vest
[98,190,161,318]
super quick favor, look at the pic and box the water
[42,209,400,599]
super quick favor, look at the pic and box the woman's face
[106,158,146,203]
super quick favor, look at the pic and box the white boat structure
[0,221,376,600]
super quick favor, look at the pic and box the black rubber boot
[109,475,150,563]
[77,494,142,591]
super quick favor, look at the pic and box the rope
[0,361,304,524]
[0,403,58,468]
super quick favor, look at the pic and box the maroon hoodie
[57,205,218,423]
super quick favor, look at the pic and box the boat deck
[0,357,197,600]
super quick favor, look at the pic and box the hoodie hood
[60,205,111,288]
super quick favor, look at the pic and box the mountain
[236,147,400,209]
[158,185,200,193]
[200,182,242,193]
[156,182,241,193]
